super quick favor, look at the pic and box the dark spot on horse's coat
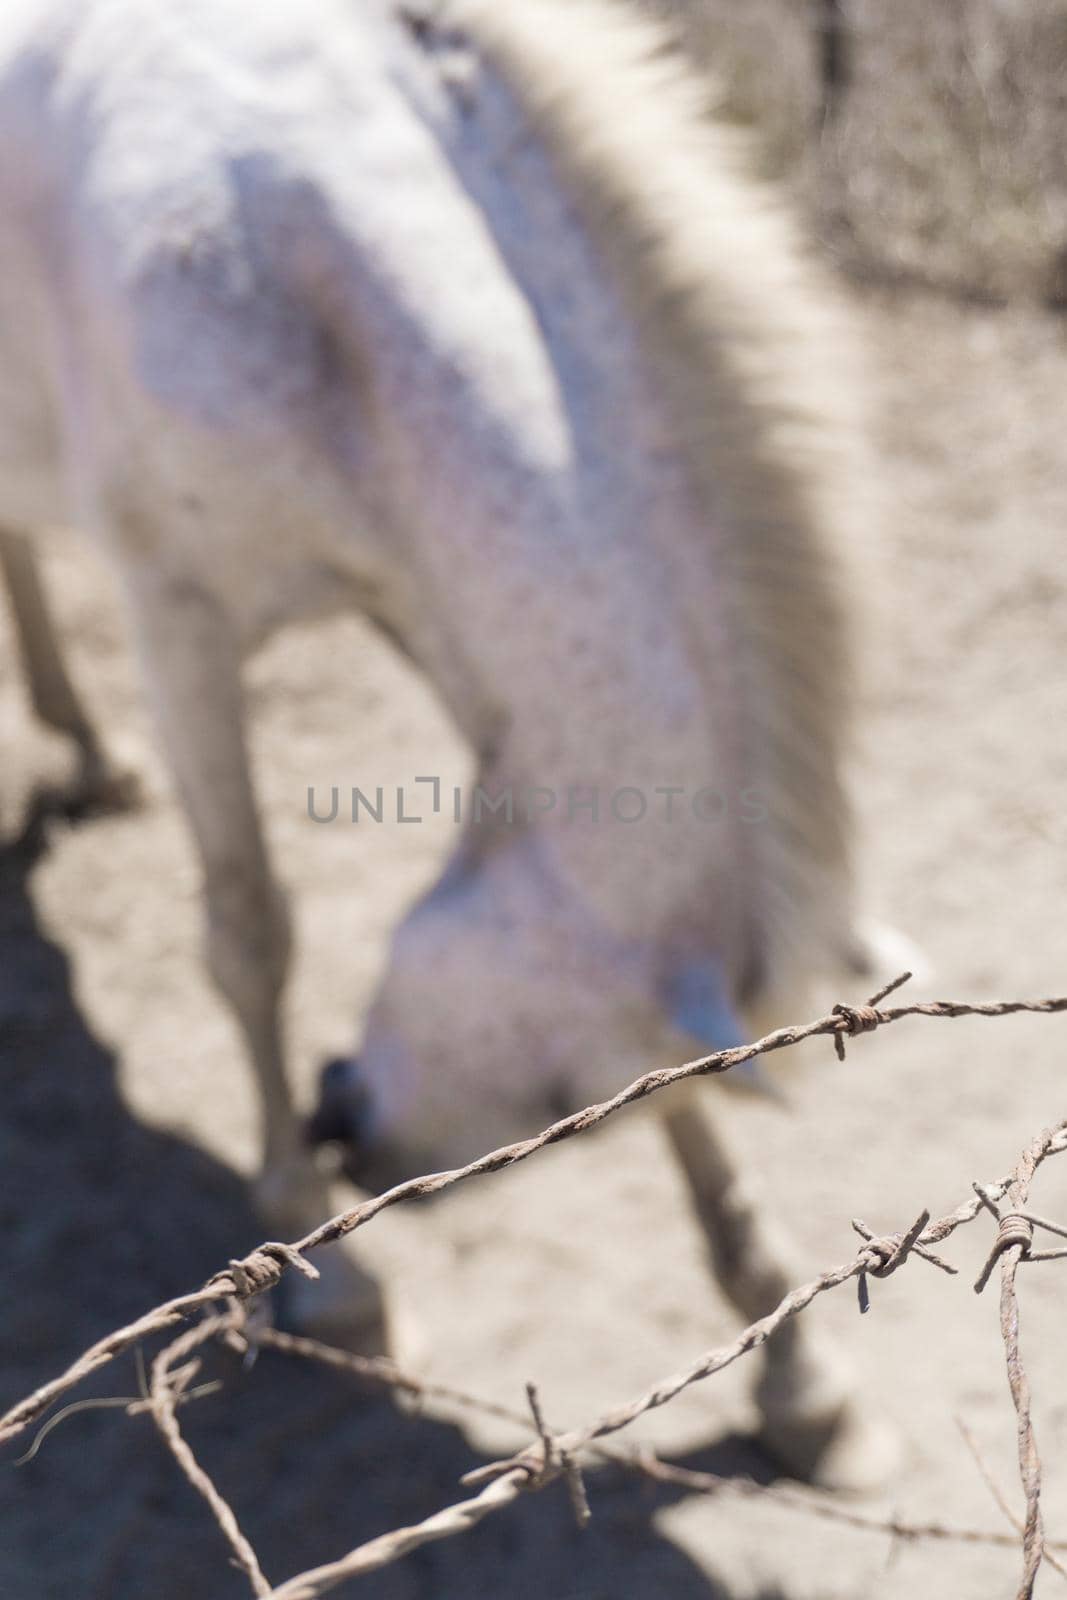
[398,1,478,109]
[399,1,439,47]
[401,11,428,43]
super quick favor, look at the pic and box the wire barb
[831,970,912,1059]
[973,1186,1040,1295]
[852,1209,956,1313]
[210,1243,319,1302]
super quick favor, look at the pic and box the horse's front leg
[123,570,386,1349]
[659,1085,897,1489]
[0,525,139,821]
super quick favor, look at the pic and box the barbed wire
[3,977,1067,1598]
[4,973,1064,1446]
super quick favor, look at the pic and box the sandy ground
[3,287,1067,1600]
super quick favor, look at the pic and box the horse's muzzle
[305,1057,416,1195]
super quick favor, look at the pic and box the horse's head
[307,833,770,1193]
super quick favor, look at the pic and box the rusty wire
[969,1129,1065,1597]
[208,1321,1067,1571]
[3,979,1067,1597]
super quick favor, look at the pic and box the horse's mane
[444,0,872,997]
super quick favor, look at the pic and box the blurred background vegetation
[646,0,1067,305]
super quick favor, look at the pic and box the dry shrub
[642,0,819,173]
[645,0,1067,303]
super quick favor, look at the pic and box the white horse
[0,0,893,1486]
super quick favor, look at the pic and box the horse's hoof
[757,1396,901,1492]
[70,747,145,819]
[15,757,145,857]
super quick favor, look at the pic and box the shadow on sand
[0,833,787,1600]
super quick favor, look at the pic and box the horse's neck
[370,0,856,988]
[379,28,731,739]
[353,30,747,945]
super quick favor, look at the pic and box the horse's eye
[544,1076,574,1122]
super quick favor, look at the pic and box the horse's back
[0,1,417,628]
[0,0,579,643]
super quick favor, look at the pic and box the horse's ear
[662,959,783,1101]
